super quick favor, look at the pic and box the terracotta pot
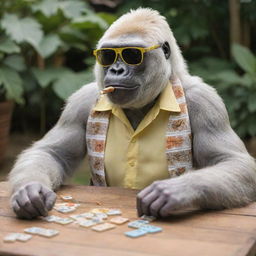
[0,100,13,163]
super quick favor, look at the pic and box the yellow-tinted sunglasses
[93,45,160,67]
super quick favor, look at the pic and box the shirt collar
[158,82,181,112]
[93,82,181,113]
[93,94,112,111]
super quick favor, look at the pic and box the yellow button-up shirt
[93,83,181,189]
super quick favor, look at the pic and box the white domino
[3,233,19,243]
[24,227,59,237]
[16,234,32,242]
[92,223,116,232]
[106,209,122,216]
[79,220,97,228]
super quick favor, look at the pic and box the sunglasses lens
[97,49,116,66]
[122,48,142,65]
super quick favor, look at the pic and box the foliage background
[0,0,116,134]
[0,0,255,139]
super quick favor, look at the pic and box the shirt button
[129,162,135,167]
[131,138,136,144]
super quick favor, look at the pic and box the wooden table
[1,182,256,256]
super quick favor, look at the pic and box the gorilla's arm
[9,83,98,191]
[8,83,98,218]
[137,82,256,217]
[185,82,256,209]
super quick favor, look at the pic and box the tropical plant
[190,44,256,138]
[0,33,25,104]
[0,0,116,133]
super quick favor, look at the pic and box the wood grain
[0,182,256,256]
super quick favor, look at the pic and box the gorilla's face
[95,34,171,109]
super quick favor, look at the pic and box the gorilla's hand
[137,178,198,218]
[11,182,57,219]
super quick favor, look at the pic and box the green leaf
[82,69,94,84]
[3,55,26,72]
[232,44,256,74]
[68,42,87,51]
[202,57,233,71]
[53,70,94,100]
[84,57,95,66]
[59,1,88,19]
[0,65,24,104]
[214,70,242,86]
[59,25,87,41]
[1,14,43,49]
[240,74,254,87]
[0,38,20,54]
[32,0,59,17]
[36,34,62,58]
[97,12,117,25]
[32,67,70,88]
[248,94,256,113]
[22,72,38,93]
[72,14,108,30]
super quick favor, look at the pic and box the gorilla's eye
[122,48,142,65]
[97,49,116,66]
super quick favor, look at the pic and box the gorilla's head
[94,8,187,109]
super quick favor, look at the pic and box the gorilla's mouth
[105,85,139,91]
[104,84,140,105]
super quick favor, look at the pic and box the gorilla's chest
[123,98,158,130]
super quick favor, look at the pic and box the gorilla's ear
[162,41,171,59]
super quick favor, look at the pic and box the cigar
[101,86,115,94]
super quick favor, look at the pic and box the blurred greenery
[0,0,117,133]
[190,45,256,138]
[0,0,255,139]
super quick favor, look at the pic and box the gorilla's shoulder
[184,80,225,109]
[60,82,100,125]
[184,80,229,126]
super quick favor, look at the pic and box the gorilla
[9,8,256,219]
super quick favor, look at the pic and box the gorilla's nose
[109,65,125,75]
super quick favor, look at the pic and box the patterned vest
[86,78,193,186]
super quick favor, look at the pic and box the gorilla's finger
[137,185,154,216]
[141,190,159,216]
[13,199,33,219]
[27,186,48,216]
[136,196,143,217]
[159,201,177,218]
[137,184,154,200]
[149,196,166,217]
[41,186,56,210]
[17,189,40,217]
[12,200,20,215]
[45,192,57,211]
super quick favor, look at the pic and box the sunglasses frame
[93,45,161,67]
